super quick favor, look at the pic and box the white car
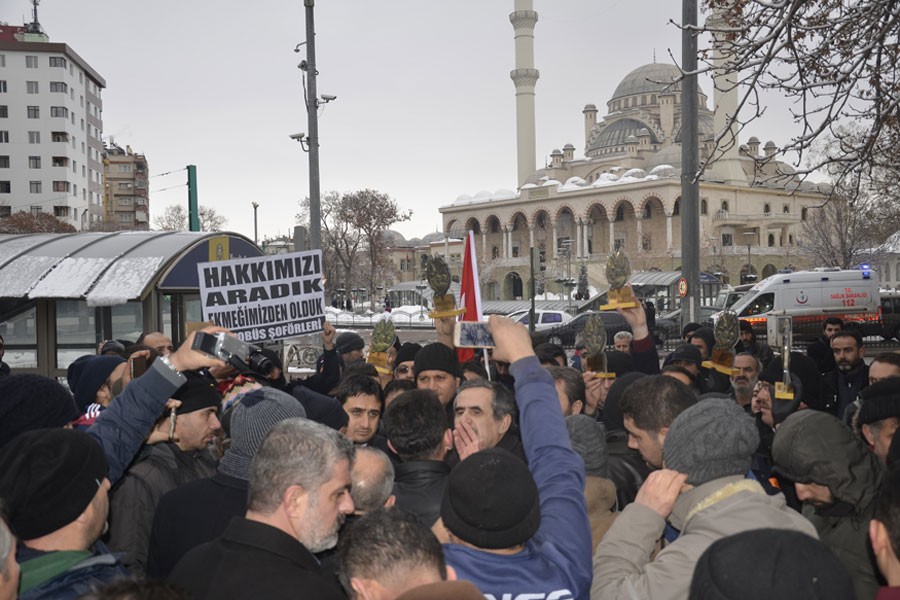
[513,310,573,331]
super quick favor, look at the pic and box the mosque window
[641,95,647,106]
[801,207,808,220]
[768,234,775,247]
[763,203,771,214]
[700,199,708,215]
[721,200,729,212]
[722,233,733,246]
[643,204,652,219]
[783,204,790,213]
[673,199,680,216]
[492,246,499,259]
[651,94,656,104]
[615,205,625,222]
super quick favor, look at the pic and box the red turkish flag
[456,231,482,363]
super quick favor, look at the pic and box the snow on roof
[0,256,58,297]
[28,257,113,299]
[86,256,165,306]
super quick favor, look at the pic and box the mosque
[436,2,827,302]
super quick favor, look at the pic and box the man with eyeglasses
[393,343,422,381]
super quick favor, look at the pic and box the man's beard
[301,492,345,553]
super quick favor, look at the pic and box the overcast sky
[21,0,800,242]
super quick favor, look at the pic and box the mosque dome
[382,230,407,244]
[611,63,687,102]
[586,118,659,154]
[421,231,445,244]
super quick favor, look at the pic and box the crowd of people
[1,286,900,599]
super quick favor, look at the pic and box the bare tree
[0,211,77,233]
[153,204,227,232]
[696,0,900,180]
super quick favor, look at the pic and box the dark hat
[759,352,821,417]
[605,350,634,376]
[664,397,759,485]
[414,343,461,379]
[441,447,540,549]
[739,320,754,333]
[566,414,608,477]
[603,372,647,432]
[219,387,307,480]
[173,372,223,414]
[0,375,79,449]
[690,327,715,355]
[291,385,349,430]
[335,332,365,355]
[669,344,702,367]
[394,342,422,367]
[0,428,108,540]
[69,355,126,412]
[682,322,702,339]
[857,378,900,425]
[689,528,853,599]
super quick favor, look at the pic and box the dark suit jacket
[168,517,346,600]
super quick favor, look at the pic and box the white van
[714,268,880,342]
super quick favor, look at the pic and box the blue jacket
[87,359,187,485]
[443,356,593,600]
[18,541,127,600]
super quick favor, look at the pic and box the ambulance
[713,268,880,342]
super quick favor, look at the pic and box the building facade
[103,142,149,230]
[0,20,106,230]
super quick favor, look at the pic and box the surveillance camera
[289,133,306,141]
[321,94,337,102]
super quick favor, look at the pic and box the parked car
[537,311,630,348]
[513,309,573,331]
[653,306,720,344]
[880,291,900,340]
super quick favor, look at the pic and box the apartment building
[103,141,149,230]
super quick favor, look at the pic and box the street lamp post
[251,202,259,246]
[415,282,427,321]
[743,231,755,284]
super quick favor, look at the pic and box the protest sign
[197,250,325,343]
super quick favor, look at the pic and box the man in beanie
[807,317,843,374]
[146,387,307,578]
[394,342,422,381]
[735,319,774,367]
[107,373,222,574]
[870,467,900,597]
[0,429,124,599]
[0,374,79,448]
[689,528,853,599]
[414,342,462,408]
[168,419,354,599]
[592,397,817,599]
[689,326,732,394]
[772,409,882,600]
[436,316,592,599]
[335,331,366,366]
[857,378,900,463]
[67,354,127,415]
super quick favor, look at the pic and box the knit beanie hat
[219,387,307,480]
[689,528,853,599]
[70,355,126,412]
[669,344,702,368]
[0,428,108,540]
[690,327,716,356]
[603,372,646,432]
[739,320,754,333]
[682,322,702,340]
[414,343,461,379]
[0,375,79,449]
[664,397,759,485]
[605,351,634,376]
[173,372,223,414]
[335,332,365,355]
[441,447,540,549]
[857,378,900,426]
[566,414,608,477]
[394,342,422,366]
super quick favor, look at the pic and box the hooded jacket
[772,410,883,600]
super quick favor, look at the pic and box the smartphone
[131,355,148,378]
[454,321,495,348]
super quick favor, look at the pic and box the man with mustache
[823,330,869,422]
[168,419,354,599]
[730,353,761,410]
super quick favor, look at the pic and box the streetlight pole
[743,231,755,283]
[252,202,259,246]
[303,0,322,251]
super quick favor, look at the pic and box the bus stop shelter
[0,231,262,378]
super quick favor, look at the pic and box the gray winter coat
[591,475,818,600]
[773,409,883,600]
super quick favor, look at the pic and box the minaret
[509,1,539,187]
[706,6,747,184]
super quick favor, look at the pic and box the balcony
[712,210,801,226]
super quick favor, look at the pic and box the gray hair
[734,352,762,375]
[0,515,12,578]
[248,418,355,513]
[454,379,516,422]
[351,447,395,514]
[614,331,634,343]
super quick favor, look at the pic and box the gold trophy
[366,318,395,375]
[701,310,740,376]
[426,256,466,318]
[600,250,637,311]
[582,315,614,379]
